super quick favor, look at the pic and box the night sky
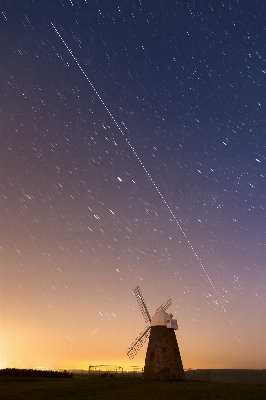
[1,0,265,370]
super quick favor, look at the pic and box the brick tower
[143,309,184,380]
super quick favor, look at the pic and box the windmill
[127,285,185,380]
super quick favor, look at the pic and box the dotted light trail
[51,22,230,322]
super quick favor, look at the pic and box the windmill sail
[133,285,151,323]
[126,325,151,360]
[154,296,172,313]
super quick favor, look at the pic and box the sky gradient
[1,0,266,371]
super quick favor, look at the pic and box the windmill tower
[127,286,185,380]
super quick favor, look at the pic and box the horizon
[2,365,266,372]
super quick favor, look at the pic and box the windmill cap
[151,308,170,326]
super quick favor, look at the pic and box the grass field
[1,375,265,400]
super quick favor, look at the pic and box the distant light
[117,177,122,182]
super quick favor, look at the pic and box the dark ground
[183,369,266,385]
[1,375,266,400]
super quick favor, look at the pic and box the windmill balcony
[166,318,178,330]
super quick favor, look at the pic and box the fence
[88,365,143,378]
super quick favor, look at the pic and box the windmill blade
[126,325,151,360]
[133,285,151,323]
[155,296,172,313]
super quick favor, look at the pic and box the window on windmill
[163,347,167,353]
